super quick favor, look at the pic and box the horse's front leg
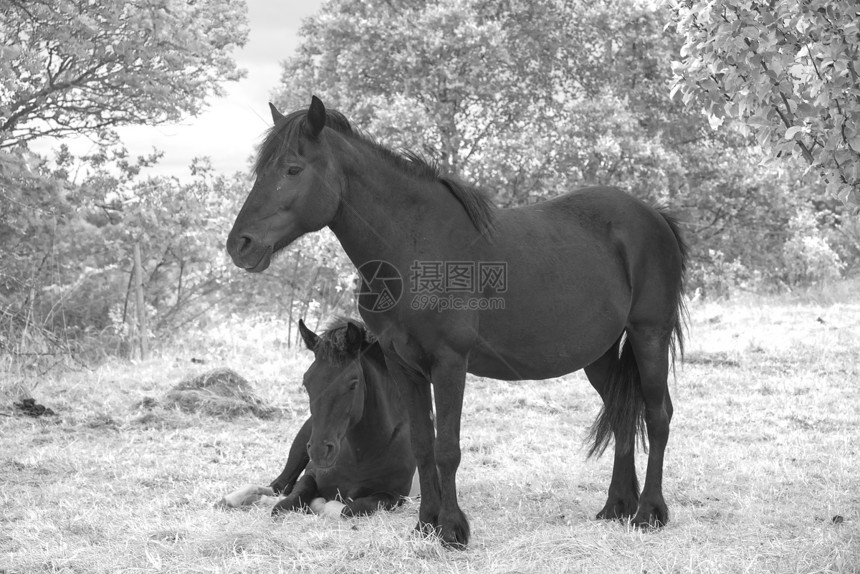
[271,473,318,517]
[431,351,470,548]
[270,417,312,495]
[384,357,442,537]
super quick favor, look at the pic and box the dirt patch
[160,368,276,419]
[13,398,56,417]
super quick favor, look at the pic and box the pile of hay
[162,368,275,419]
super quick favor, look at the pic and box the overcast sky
[32,0,325,180]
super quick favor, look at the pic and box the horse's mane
[312,317,408,402]
[254,107,495,236]
[312,316,379,365]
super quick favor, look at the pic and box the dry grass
[1,297,858,573]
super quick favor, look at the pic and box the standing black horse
[226,97,687,547]
[229,318,416,518]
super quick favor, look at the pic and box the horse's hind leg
[584,342,639,520]
[626,326,673,527]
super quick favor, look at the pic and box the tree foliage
[0,0,257,366]
[0,0,248,148]
[276,0,699,199]
[1,142,355,365]
[671,0,860,204]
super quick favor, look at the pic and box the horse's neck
[345,354,400,456]
[328,147,450,266]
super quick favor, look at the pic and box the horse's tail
[586,209,688,459]
[586,335,645,458]
[660,210,689,372]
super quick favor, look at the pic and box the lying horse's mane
[313,316,378,365]
[254,107,495,236]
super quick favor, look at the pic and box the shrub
[782,210,844,286]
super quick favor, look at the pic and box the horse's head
[226,96,345,272]
[298,319,368,470]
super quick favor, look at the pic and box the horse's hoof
[271,499,293,518]
[308,497,326,515]
[631,505,668,528]
[440,531,468,550]
[438,509,470,550]
[270,483,286,496]
[413,520,440,538]
[596,498,638,521]
[321,500,346,519]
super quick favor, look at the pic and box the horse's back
[504,186,684,290]
[509,186,665,230]
[520,185,687,334]
[541,187,687,321]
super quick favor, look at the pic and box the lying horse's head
[298,318,371,469]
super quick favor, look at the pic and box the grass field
[1,294,858,573]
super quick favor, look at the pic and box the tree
[0,0,251,365]
[276,0,542,173]
[670,0,860,204]
[275,0,699,196]
[0,0,248,148]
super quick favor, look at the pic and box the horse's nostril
[308,441,337,462]
[237,235,254,253]
[227,232,254,256]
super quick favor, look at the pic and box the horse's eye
[286,165,302,176]
[349,380,358,391]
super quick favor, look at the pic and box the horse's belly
[467,338,607,380]
[467,293,627,380]
[460,213,630,380]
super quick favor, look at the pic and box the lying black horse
[222,319,416,517]
[227,97,687,547]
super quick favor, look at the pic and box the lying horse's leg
[626,326,672,527]
[272,473,318,517]
[584,340,640,520]
[384,358,442,536]
[340,493,405,517]
[270,417,312,495]
[308,492,403,519]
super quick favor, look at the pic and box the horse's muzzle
[226,233,272,272]
[307,440,338,469]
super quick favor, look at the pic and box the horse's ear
[269,102,284,125]
[307,95,326,137]
[344,321,363,354]
[298,319,318,351]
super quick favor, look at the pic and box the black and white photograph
[1,0,858,571]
